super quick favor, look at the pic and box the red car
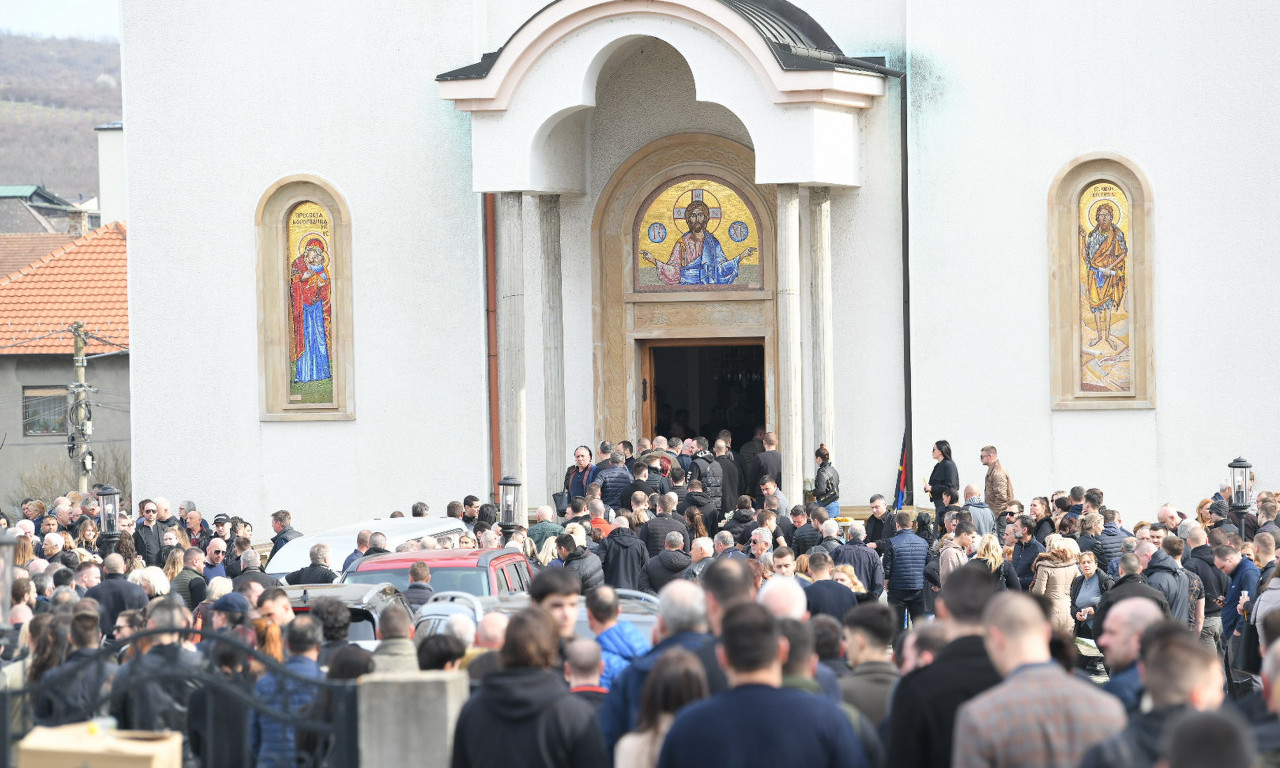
[341,549,534,597]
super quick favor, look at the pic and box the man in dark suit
[885,563,1002,768]
[747,432,782,506]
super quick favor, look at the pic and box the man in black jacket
[638,532,692,595]
[285,543,338,585]
[620,463,659,513]
[832,521,885,598]
[1093,555,1171,641]
[747,432,783,506]
[713,439,742,520]
[689,438,722,510]
[789,506,822,556]
[85,553,149,635]
[599,519,648,591]
[133,501,164,568]
[268,509,302,561]
[637,493,691,557]
[110,600,205,765]
[557,534,604,593]
[1182,526,1228,650]
[885,564,1002,768]
[36,611,118,725]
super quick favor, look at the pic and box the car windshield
[345,566,490,596]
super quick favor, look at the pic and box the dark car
[342,549,533,597]
[282,583,411,649]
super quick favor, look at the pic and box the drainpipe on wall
[483,193,502,503]
[787,47,914,505]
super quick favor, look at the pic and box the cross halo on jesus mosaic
[634,175,763,292]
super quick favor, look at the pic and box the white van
[265,517,468,579]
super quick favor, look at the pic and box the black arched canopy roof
[437,0,882,81]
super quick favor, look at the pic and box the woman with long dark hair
[615,648,709,768]
[923,440,959,518]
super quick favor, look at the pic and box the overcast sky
[0,0,121,42]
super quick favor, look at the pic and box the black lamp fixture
[97,484,122,555]
[497,476,522,543]
[1228,457,1252,514]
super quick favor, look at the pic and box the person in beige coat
[1031,534,1082,636]
[939,522,978,587]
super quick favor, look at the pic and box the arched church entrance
[592,134,778,446]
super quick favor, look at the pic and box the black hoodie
[638,548,693,594]
[452,668,607,768]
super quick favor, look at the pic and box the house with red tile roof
[0,222,130,507]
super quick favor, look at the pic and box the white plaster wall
[123,1,490,533]
[95,127,127,225]
[905,0,1280,516]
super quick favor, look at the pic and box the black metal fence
[0,627,359,768]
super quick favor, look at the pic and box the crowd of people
[1,430,1275,768]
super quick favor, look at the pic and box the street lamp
[1229,458,1252,515]
[97,484,122,556]
[497,476,522,543]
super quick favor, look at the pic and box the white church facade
[122,0,1280,531]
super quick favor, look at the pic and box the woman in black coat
[923,440,959,518]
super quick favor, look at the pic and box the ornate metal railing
[0,627,358,768]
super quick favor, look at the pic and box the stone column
[539,195,566,505]
[776,184,804,501]
[496,192,527,503]
[808,187,835,456]
[358,671,469,767]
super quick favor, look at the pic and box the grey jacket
[1143,549,1190,627]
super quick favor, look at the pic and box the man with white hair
[41,532,63,560]
[713,530,746,559]
[444,614,477,647]
[757,575,808,620]
[15,519,34,539]
[286,543,338,585]
[600,580,709,751]
[683,537,714,580]
[639,531,692,594]
[527,505,564,551]
[814,519,843,555]
[832,520,884,598]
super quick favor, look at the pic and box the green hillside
[0,33,122,202]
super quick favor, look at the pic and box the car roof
[281,582,404,610]
[348,548,522,571]
[266,517,468,576]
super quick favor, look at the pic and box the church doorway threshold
[640,338,765,447]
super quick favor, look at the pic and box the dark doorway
[642,340,765,446]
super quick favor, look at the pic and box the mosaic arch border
[1048,152,1154,410]
[255,175,355,421]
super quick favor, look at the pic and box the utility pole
[69,322,92,494]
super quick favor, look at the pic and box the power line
[0,326,72,351]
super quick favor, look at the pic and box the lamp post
[97,484,122,557]
[1229,457,1252,518]
[497,476,522,544]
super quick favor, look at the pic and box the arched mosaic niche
[256,176,355,421]
[632,174,764,292]
[1049,154,1154,410]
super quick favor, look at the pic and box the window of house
[23,386,68,436]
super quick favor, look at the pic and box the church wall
[122,1,491,531]
[904,1,1280,514]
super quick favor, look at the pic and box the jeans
[823,500,841,519]
[887,588,925,632]
[1201,614,1224,653]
